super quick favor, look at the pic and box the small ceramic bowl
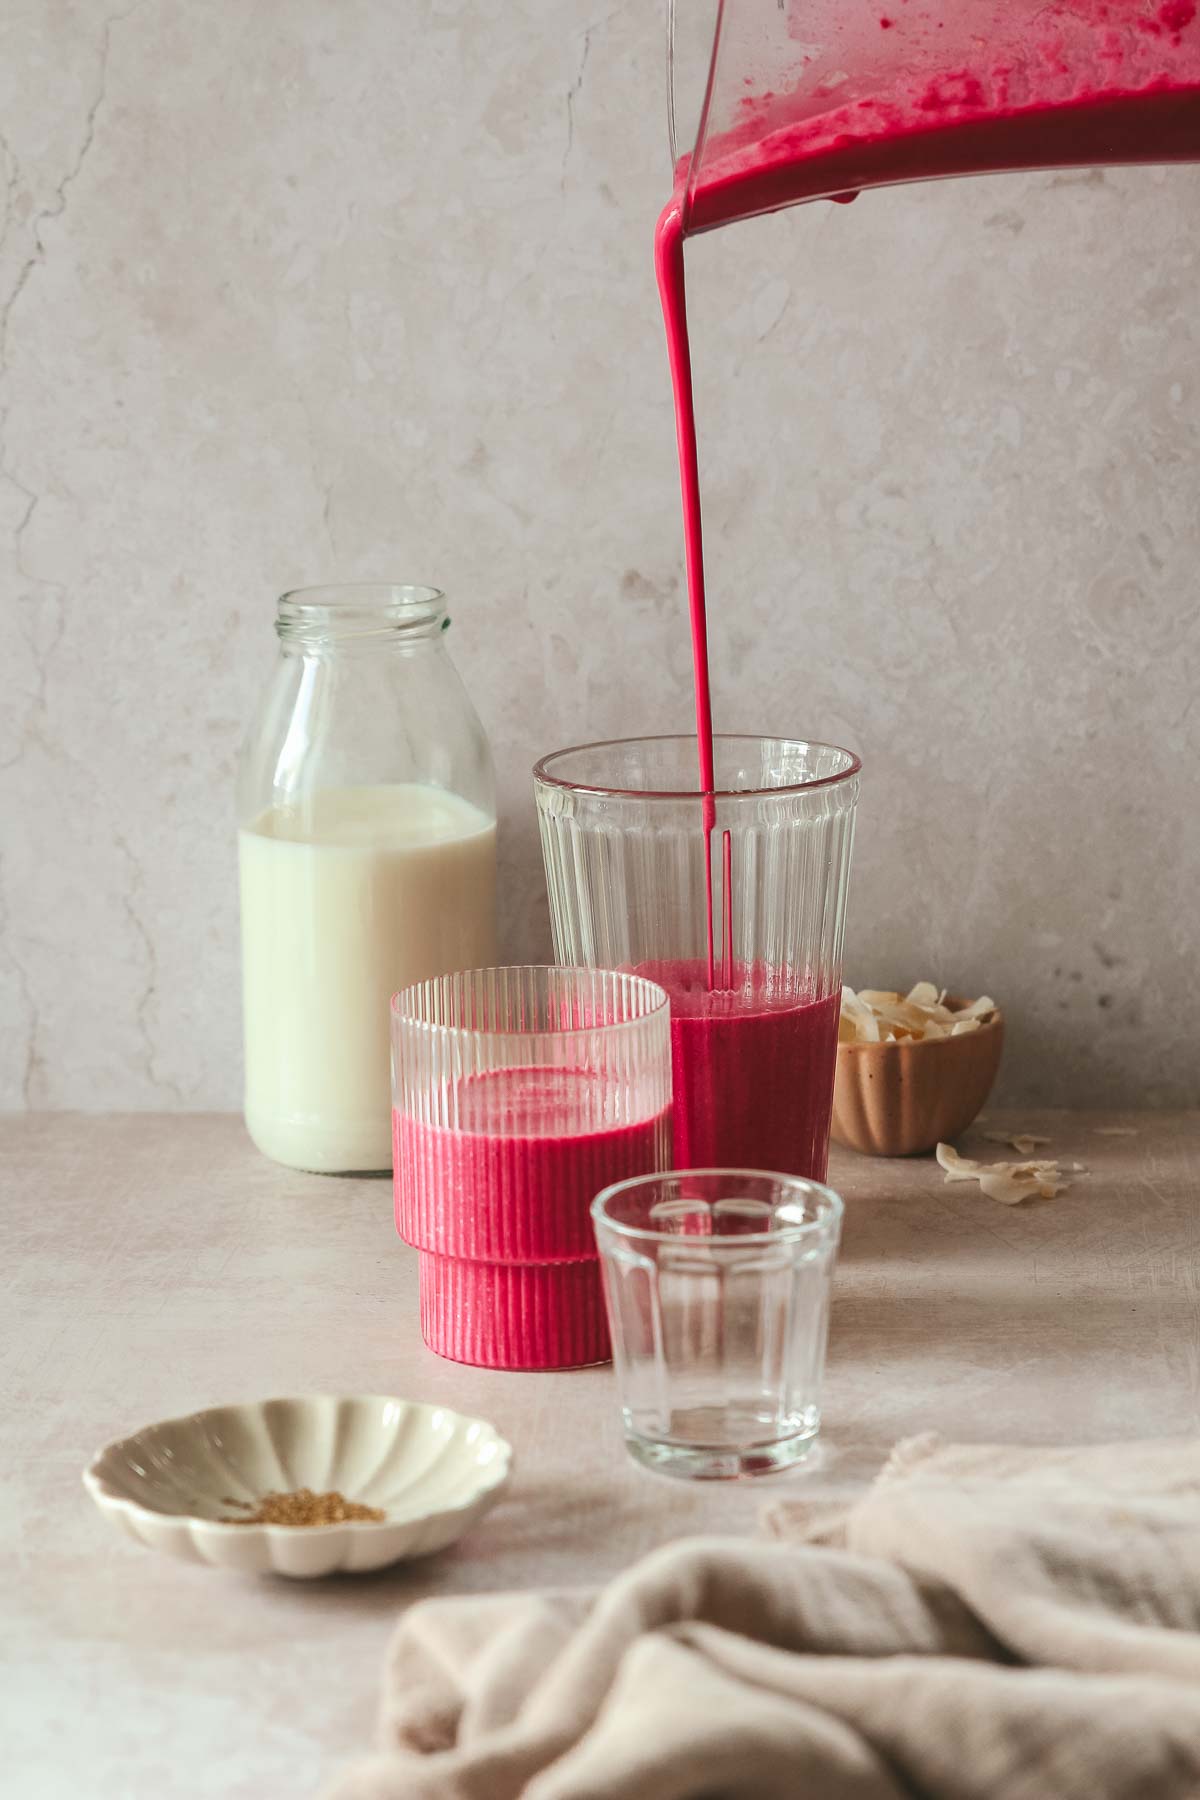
[831,995,1004,1157]
[83,1394,513,1578]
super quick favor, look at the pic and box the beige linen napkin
[327,1435,1200,1800]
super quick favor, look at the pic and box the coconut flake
[935,1143,982,1182]
[979,1166,1064,1205]
[954,994,998,1021]
[840,987,881,1044]
[982,1131,1052,1155]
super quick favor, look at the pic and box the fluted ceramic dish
[832,996,1004,1157]
[83,1394,513,1578]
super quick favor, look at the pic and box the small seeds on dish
[220,1488,385,1526]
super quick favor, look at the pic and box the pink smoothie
[393,1066,670,1368]
[656,4,1200,967]
[636,962,841,1180]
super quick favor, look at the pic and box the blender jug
[668,0,1200,227]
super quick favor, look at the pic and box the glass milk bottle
[238,584,497,1174]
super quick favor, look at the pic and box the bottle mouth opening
[276,583,447,643]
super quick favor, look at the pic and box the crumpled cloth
[326,1434,1200,1799]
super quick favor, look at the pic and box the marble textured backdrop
[2,0,1198,1113]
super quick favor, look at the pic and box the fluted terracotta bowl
[831,996,1004,1157]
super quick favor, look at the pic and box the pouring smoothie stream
[657,0,1200,974]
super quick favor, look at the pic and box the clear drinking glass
[391,966,672,1371]
[593,1169,843,1479]
[534,735,859,1182]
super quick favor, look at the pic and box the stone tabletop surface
[5,1110,1199,1798]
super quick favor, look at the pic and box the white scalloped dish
[83,1394,513,1578]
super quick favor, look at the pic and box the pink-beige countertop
[5,1110,1199,1797]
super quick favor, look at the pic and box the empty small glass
[592,1169,842,1479]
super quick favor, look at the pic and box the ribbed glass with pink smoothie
[392,968,672,1369]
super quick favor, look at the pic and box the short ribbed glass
[593,1170,843,1480]
[391,967,672,1370]
[534,736,860,1181]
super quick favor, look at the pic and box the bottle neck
[275,583,449,653]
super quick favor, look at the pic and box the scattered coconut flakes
[982,1131,1052,1156]
[1095,1126,1138,1137]
[840,983,997,1045]
[935,1141,1071,1206]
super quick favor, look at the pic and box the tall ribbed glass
[534,736,860,1181]
[391,966,672,1370]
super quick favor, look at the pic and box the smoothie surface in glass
[394,1066,670,1261]
[393,1066,671,1368]
[636,962,841,1179]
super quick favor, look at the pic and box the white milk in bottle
[240,784,496,1171]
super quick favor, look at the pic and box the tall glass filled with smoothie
[535,735,859,1180]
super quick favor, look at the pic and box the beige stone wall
[3,0,1197,1110]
